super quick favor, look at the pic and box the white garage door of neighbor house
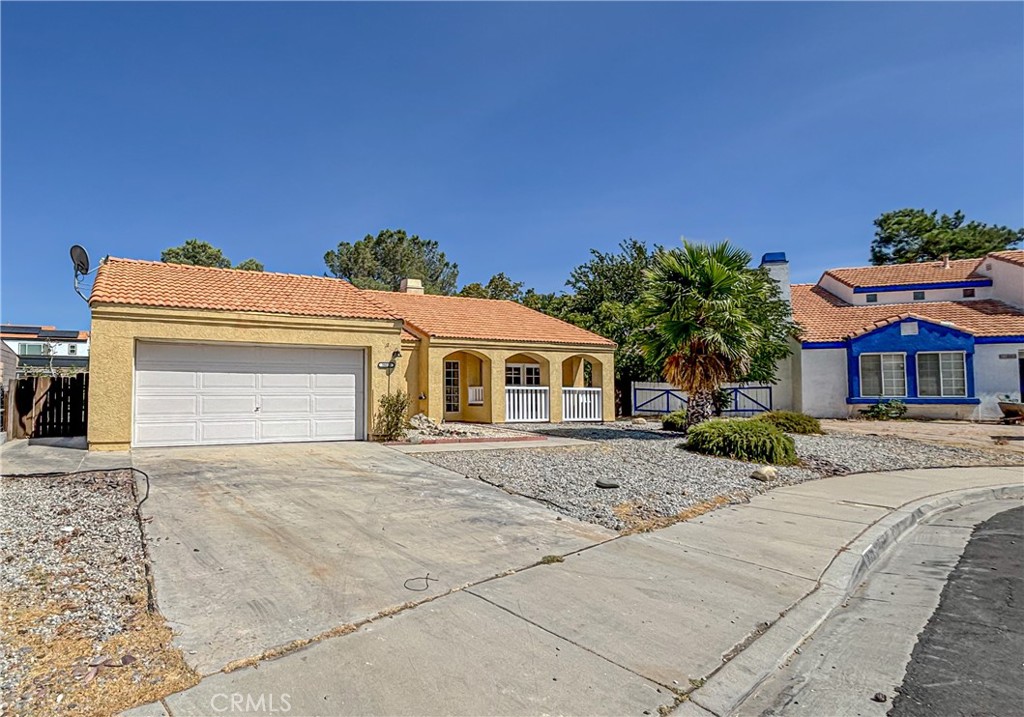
[133,342,365,447]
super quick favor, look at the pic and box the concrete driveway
[133,441,611,675]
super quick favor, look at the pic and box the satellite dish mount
[70,245,94,303]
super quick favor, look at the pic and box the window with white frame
[505,363,541,386]
[859,353,906,397]
[19,343,49,356]
[444,360,460,413]
[68,344,78,356]
[917,352,967,397]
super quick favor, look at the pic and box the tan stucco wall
[88,305,404,450]
[424,338,615,423]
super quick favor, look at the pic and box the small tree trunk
[685,389,715,431]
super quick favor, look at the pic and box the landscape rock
[631,417,648,425]
[595,478,621,489]
[750,466,778,482]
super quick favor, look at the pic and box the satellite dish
[70,245,90,275]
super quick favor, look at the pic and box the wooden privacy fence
[631,381,773,417]
[3,374,89,439]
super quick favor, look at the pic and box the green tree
[234,258,265,271]
[554,239,662,414]
[458,272,525,301]
[161,239,264,271]
[324,229,459,294]
[870,209,1022,265]
[161,239,232,268]
[640,241,795,430]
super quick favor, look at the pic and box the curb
[686,481,1024,717]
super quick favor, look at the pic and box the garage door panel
[259,419,315,440]
[134,342,364,447]
[314,373,359,390]
[314,419,356,438]
[200,372,258,389]
[260,373,313,390]
[135,369,199,390]
[200,420,259,443]
[136,395,197,418]
[199,395,258,416]
[260,395,312,415]
[314,395,356,414]
[135,422,198,446]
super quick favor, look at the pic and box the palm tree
[640,241,766,431]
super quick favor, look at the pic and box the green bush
[860,399,908,421]
[754,410,823,435]
[661,409,688,432]
[685,418,799,465]
[374,391,411,441]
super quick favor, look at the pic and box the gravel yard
[0,470,197,717]
[419,422,1023,532]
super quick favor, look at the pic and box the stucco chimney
[759,252,790,302]
[399,278,424,294]
[941,253,951,269]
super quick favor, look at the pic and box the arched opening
[561,354,604,421]
[441,350,492,422]
[504,352,550,422]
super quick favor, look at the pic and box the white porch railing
[562,387,603,421]
[468,386,484,405]
[505,386,550,422]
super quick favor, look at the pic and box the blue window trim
[852,279,992,294]
[975,335,1024,344]
[846,397,981,405]
[843,318,976,402]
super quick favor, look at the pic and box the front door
[444,360,460,415]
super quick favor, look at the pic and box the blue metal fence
[632,384,773,416]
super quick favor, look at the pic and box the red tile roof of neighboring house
[90,258,398,321]
[988,249,1024,267]
[823,258,987,288]
[791,284,1024,342]
[366,290,615,347]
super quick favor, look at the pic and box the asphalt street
[890,505,1024,717]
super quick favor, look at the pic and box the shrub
[374,391,411,441]
[755,410,823,435]
[861,399,908,421]
[661,409,688,432]
[685,418,798,465]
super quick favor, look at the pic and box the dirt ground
[820,419,1024,455]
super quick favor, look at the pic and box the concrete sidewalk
[123,465,1022,717]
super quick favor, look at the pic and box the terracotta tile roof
[366,290,615,347]
[90,258,398,321]
[792,284,1024,342]
[823,258,986,288]
[988,250,1024,267]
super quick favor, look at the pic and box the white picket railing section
[562,388,603,421]
[505,387,549,422]
[468,386,484,405]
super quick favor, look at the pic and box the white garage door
[134,342,364,447]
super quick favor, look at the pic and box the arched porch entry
[441,350,493,422]
[504,352,551,422]
[561,354,604,421]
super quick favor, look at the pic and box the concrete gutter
[685,482,1024,717]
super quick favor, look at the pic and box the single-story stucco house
[770,249,1024,420]
[87,258,615,450]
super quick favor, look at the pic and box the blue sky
[2,2,1022,329]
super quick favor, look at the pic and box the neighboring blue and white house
[773,250,1024,420]
[0,324,90,375]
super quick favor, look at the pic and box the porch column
[489,352,507,422]
[599,355,615,421]
[545,354,563,423]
